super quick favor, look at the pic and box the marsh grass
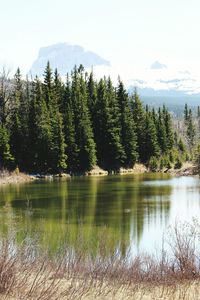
[1,221,200,299]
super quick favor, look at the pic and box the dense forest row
[0,63,199,174]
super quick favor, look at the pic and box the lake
[0,174,199,256]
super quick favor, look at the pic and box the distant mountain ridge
[30,43,110,76]
[129,86,200,99]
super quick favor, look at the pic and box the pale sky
[1,0,200,85]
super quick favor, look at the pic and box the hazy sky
[1,0,200,79]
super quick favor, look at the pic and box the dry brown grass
[0,169,33,185]
[1,222,200,299]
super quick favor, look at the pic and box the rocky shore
[0,162,198,187]
[167,162,198,176]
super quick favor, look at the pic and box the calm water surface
[0,174,199,255]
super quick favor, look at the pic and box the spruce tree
[143,111,160,162]
[163,106,174,150]
[157,108,167,153]
[186,109,196,147]
[62,75,79,172]
[42,64,67,172]
[105,77,125,169]
[10,68,25,168]
[29,78,52,172]
[0,126,14,169]
[117,79,137,167]
[95,78,125,170]
[131,89,145,162]
[184,103,189,123]
[71,66,96,171]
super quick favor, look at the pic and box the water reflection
[0,174,199,255]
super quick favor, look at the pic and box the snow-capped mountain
[128,61,200,98]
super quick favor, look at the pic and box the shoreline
[0,171,35,185]
[0,162,198,186]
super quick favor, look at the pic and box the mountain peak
[30,43,110,76]
[150,61,167,70]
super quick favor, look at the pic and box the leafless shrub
[0,222,200,299]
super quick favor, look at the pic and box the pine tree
[157,108,167,153]
[50,69,67,172]
[105,77,125,169]
[0,126,14,169]
[195,143,200,174]
[71,66,96,171]
[10,68,25,168]
[197,106,200,118]
[142,111,160,162]
[95,77,125,170]
[62,75,79,172]
[43,61,53,107]
[197,106,200,140]
[178,138,186,152]
[186,109,196,147]
[49,110,67,172]
[87,71,97,121]
[163,106,174,150]
[54,68,64,111]
[41,64,67,172]
[29,78,52,172]
[117,79,137,167]
[0,64,196,173]
[184,103,189,123]
[94,78,107,167]
[131,89,145,162]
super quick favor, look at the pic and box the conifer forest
[0,63,199,174]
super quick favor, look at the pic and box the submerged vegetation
[0,64,199,174]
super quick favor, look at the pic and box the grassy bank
[1,222,200,299]
[0,170,34,185]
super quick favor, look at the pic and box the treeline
[0,64,198,173]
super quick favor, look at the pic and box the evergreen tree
[195,143,200,174]
[157,108,167,153]
[95,78,125,170]
[62,75,79,172]
[71,66,96,171]
[117,79,137,167]
[0,126,14,169]
[163,106,174,150]
[87,71,97,121]
[105,77,125,169]
[186,109,196,147]
[143,111,160,162]
[131,89,145,162]
[54,68,64,111]
[49,109,67,172]
[29,78,52,172]
[197,106,200,118]
[178,138,186,152]
[184,103,189,123]
[0,64,197,174]
[10,68,26,168]
[43,61,53,107]
[197,106,200,140]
